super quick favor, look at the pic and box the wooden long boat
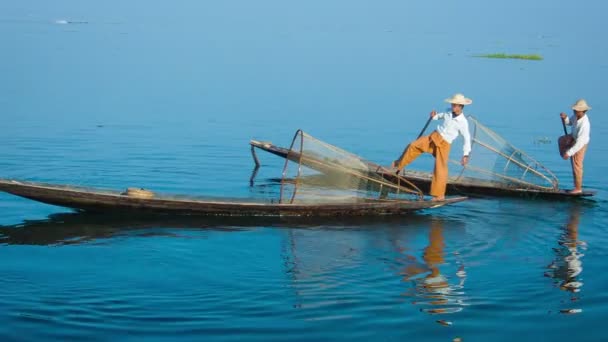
[0,179,466,217]
[250,140,595,199]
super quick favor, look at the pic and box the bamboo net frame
[280,130,424,204]
[453,117,559,191]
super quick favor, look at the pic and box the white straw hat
[445,93,473,105]
[572,99,591,111]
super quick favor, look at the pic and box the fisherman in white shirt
[392,93,472,201]
[559,99,592,194]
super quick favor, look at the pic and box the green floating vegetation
[474,53,543,61]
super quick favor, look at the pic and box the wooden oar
[561,117,569,135]
[561,117,576,186]
[417,115,434,140]
[392,116,434,171]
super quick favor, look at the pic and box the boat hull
[0,179,465,217]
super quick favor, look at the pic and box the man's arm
[566,120,590,157]
[460,121,472,165]
[432,111,446,120]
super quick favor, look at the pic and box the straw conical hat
[572,99,591,111]
[445,93,473,105]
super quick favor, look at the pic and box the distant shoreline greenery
[474,53,543,61]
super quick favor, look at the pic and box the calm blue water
[1,0,608,341]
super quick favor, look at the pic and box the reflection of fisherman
[421,222,449,296]
[402,219,466,314]
[392,94,472,201]
[559,99,591,194]
[546,205,585,299]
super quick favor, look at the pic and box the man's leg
[429,134,451,199]
[571,144,588,191]
[396,135,432,170]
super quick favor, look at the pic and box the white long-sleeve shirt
[434,112,472,156]
[564,114,591,156]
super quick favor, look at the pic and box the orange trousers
[396,131,451,197]
[558,135,587,189]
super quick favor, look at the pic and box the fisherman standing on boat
[559,99,591,194]
[392,93,472,201]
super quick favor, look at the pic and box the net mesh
[448,116,558,190]
[279,131,423,204]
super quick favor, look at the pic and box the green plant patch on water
[474,53,543,61]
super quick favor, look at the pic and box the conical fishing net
[279,130,423,204]
[447,116,558,190]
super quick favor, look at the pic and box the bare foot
[569,189,583,194]
[431,196,445,202]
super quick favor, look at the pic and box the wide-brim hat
[445,93,473,105]
[572,99,591,111]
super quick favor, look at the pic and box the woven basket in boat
[122,188,155,199]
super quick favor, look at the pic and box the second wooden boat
[250,119,594,199]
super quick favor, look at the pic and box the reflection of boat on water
[0,131,466,217]
[0,212,250,246]
[0,211,441,246]
[399,219,468,315]
[546,204,587,313]
[3,211,472,321]
[251,120,595,199]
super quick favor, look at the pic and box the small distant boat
[54,19,88,25]
[0,179,465,217]
[250,119,595,200]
